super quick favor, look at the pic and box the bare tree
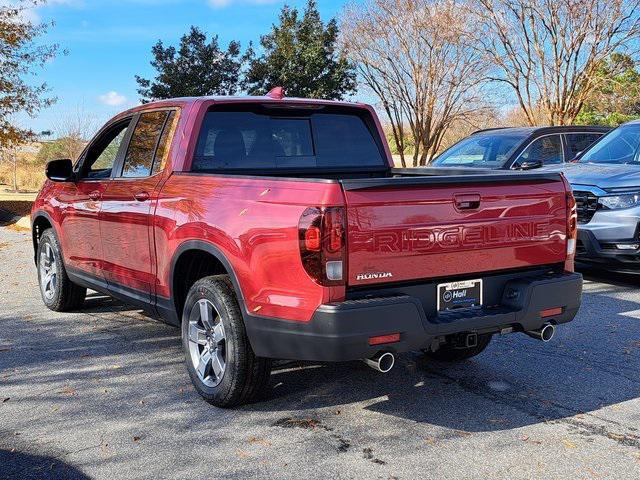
[36,106,100,164]
[52,106,100,161]
[341,0,492,167]
[438,107,501,154]
[476,0,640,126]
[0,115,28,192]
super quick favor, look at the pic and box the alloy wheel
[187,299,227,387]
[39,243,58,300]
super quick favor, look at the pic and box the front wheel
[181,275,271,407]
[37,229,86,312]
[423,334,493,362]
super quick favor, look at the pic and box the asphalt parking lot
[1,225,639,479]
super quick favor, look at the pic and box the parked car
[31,90,583,407]
[542,121,640,272]
[431,126,610,170]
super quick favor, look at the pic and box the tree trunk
[398,151,406,168]
[12,156,18,192]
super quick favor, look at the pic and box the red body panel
[35,180,106,276]
[100,174,166,296]
[345,181,568,286]
[31,95,572,328]
[153,175,345,321]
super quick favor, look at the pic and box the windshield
[579,125,640,165]
[432,133,527,168]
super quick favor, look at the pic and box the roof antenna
[266,86,285,100]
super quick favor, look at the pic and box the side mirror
[45,159,74,182]
[514,159,544,171]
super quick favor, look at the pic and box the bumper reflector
[369,333,400,346]
[540,307,563,318]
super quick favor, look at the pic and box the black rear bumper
[245,271,582,362]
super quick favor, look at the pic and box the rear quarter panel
[154,174,346,322]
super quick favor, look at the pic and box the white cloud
[207,0,281,9]
[0,0,81,24]
[98,91,127,107]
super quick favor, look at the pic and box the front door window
[80,121,130,179]
[517,135,564,166]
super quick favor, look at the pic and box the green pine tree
[135,26,249,102]
[245,0,356,100]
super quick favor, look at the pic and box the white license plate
[437,279,483,312]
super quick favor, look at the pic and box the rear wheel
[424,334,492,362]
[181,275,271,407]
[37,229,86,311]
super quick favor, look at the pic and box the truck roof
[118,93,369,118]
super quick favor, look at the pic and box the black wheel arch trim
[31,210,60,264]
[169,240,249,322]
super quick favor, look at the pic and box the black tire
[424,334,492,362]
[181,275,271,408]
[37,229,86,312]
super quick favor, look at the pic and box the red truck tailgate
[342,174,568,286]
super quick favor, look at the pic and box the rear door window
[121,111,171,177]
[564,133,603,160]
[192,107,386,171]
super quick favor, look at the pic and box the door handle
[454,194,481,210]
[134,191,150,202]
[89,190,101,201]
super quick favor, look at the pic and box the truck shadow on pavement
[1,278,638,445]
[0,449,91,480]
[251,285,640,438]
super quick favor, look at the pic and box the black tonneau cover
[339,167,564,191]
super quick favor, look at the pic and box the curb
[0,213,31,231]
[16,216,31,230]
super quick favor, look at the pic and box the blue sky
[24,0,347,133]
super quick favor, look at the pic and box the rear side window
[121,110,170,177]
[192,107,386,171]
[564,133,602,160]
[152,110,178,175]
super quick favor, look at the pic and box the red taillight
[299,207,346,286]
[304,226,321,251]
[567,192,577,237]
[562,175,578,271]
[326,212,344,253]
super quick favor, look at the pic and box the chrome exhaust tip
[525,323,555,342]
[363,352,395,373]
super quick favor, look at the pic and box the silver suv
[544,121,640,271]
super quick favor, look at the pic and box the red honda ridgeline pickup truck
[32,91,582,407]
